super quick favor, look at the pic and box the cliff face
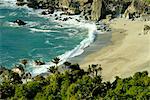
[16,0,149,21]
[16,0,103,21]
[91,0,102,21]
[78,0,103,21]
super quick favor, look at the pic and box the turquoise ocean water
[0,2,88,71]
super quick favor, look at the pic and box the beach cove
[80,18,150,81]
[0,0,149,79]
[1,0,150,99]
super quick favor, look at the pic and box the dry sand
[81,18,150,81]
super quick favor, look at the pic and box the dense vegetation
[0,62,150,100]
[144,0,150,4]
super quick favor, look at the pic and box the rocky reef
[16,0,150,21]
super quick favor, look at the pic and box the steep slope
[16,0,149,21]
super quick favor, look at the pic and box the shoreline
[1,1,149,82]
[80,18,150,82]
[30,10,109,76]
[1,2,111,77]
[69,32,112,64]
[0,3,109,76]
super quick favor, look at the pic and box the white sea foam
[7,22,20,27]
[54,45,64,49]
[54,24,63,28]
[25,21,39,27]
[55,36,68,40]
[30,13,103,76]
[40,25,52,29]
[58,22,97,64]
[0,1,33,13]
[9,12,17,16]
[0,0,16,3]
[0,16,5,18]
[0,0,17,8]
[0,4,106,76]
[30,28,52,33]
[66,29,79,36]
[45,40,51,44]
[1,0,16,2]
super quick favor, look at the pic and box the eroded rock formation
[16,0,150,21]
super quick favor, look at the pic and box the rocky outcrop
[78,0,104,21]
[123,0,147,19]
[144,25,150,34]
[16,0,150,21]
[91,0,102,21]
[79,0,93,20]
[59,0,69,7]
[34,60,45,65]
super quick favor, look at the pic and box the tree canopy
[0,63,150,100]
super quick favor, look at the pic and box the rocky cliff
[79,0,103,21]
[91,0,102,20]
[16,0,150,21]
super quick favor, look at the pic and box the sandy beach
[81,18,150,81]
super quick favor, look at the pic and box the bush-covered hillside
[0,63,150,100]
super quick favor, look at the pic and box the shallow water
[0,3,88,69]
[69,32,112,65]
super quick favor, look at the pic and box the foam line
[0,16,5,18]
[30,13,101,76]
[0,4,106,76]
[30,28,52,33]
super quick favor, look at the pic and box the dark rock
[41,11,47,15]
[75,19,80,22]
[58,24,63,27]
[34,60,45,65]
[16,2,27,6]
[13,19,26,26]
[22,72,32,79]
[55,17,59,20]
[20,59,28,66]
[27,1,39,9]
[54,14,57,17]
[69,17,73,19]
[144,25,150,35]
[62,17,69,21]
[41,7,54,15]
[38,2,43,9]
